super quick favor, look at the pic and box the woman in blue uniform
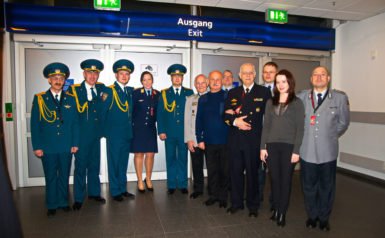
[131,71,160,192]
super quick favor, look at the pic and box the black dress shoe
[204,198,218,206]
[305,218,317,228]
[277,213,286,227]
[270,210,278,221]
[89,196,106,203]
[113,195,124,202]
[319,220,330,231]
[180,188,188,194]
[249,210,258,218]
[121,192,135,199]
[72,202,82,211]
[167,188,175,194]
[189,192,203,199]
[219,201,227,208]
[227,207,243,214]
[144,178,154,192]
[47,209,56,216]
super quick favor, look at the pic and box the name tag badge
[310,115,316,126]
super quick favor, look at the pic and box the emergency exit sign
[94,0,121,11]
[266,9,288,24]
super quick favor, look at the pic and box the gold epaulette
[73,83,81,87]
[36,91,46,96]
[109,85,115,88]
[96,82,105,85]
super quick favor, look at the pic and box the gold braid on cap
[162,90,176,112]
[109,85,129,112]
[37,94,56,123]
[69,85,88,113]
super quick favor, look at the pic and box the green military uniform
[157,64,193,191]
[30,63,79,214]
[102,59,135,200]
[67,59,107,209]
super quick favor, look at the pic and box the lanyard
[310,89,328,113]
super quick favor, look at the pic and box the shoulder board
[161,88,168,93]
[96,82,105,85]
[332,89,347,95]
[36,91,46,96]
[134,87,142,91]
[109,85,115,88]
[72,84,81,87]
[182,87,193,91]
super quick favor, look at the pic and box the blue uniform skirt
[131,124,158,153]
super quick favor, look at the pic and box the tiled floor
[13,172,385,238]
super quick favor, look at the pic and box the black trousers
[301,159,336,222]
[206,144,229,202]
[229,146,260,210]
[266,143,295,214]
[190,147,205,193]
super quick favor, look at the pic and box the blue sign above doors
[5,3,335,51]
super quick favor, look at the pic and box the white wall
[332,12,385,180]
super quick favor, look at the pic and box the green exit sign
[266,9,288,24]
[94,0,121,11]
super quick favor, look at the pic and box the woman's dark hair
[140,71,154,83]
[272,69,296,106]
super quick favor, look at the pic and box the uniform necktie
[91,87,97,100]
[245,88,250,94]
[124,87,129,97]
[55,94,60,104]
[147,90,151,96]
[317,93,323,107]
[267,85,272,92]
[175,88,179,96]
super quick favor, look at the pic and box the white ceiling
[138,0,385,21]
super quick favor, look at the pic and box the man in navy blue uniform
[30,62,80,216]
[224,63,271,217]
[102,59,135,201]
[68,59,107,210]
[196,70,229,208]
[157,64,193,194]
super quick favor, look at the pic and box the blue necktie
[55,94,60,104]
[91,87,97,100]
[317,93,323,107]
[147,90,151,96]
[175,88,179,96]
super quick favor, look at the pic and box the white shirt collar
[264,82,274,89]
[50,89,62,99]
[243,83,254,92]
[314,89,327,98]
[173,86,181,93]
[116,81,126,91]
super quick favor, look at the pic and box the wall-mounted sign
[5,3,335,51]
[266,9,288,24]
[5,103,13,122]
[94,0,121,11]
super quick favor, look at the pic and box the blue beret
[43,62,70,79]
[81,59,104,72]
[113,59,134,73]
[167,64,187,75]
